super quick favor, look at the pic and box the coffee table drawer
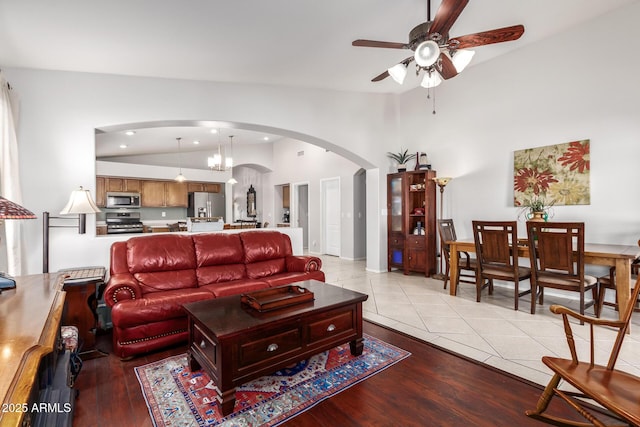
[239,328,302,368]
[307,308,355,345]
[193,323,217,364]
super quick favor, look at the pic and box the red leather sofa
[104,231,324,358]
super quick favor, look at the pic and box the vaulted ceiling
[1,0,635,94]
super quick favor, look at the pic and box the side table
[60,266,107,359]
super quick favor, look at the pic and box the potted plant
[387,149,416,172]
[519,196,555,222]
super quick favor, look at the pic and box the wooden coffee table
[183,280,368,416]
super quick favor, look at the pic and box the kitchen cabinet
[96,176,106,207]
[141,180,166,207]
[283,185,290,208]
[165,181,188,207]
[97,175,219,208]
[141,180,188,207]
[95,176,140,207]
[187,182,221,193]
[106,177,140,192]
[386,170,437,277]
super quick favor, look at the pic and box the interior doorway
[353,169,366,260]
[321,177,340,256]
[292,182,309,249]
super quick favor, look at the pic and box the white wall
[4,69,391,274]
[397,2,640,250]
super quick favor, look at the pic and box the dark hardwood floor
[73,321,591,427]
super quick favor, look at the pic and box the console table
[0,273,72,427]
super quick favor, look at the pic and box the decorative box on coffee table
[183,280,368,416]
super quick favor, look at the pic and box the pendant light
[175,137,187,182]
[227,135,238,185]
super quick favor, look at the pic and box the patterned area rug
[135,334,410,426]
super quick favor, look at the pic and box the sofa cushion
[193,233,245,266]
[127,234,198,293]
[241,231,292,279]
[110,288,214,328]
[246,258,287,279]
[241,231,292,263]
[193,233,248,285]
[197,264,247,285]
[200,278,271,298]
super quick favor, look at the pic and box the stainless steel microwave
[106,192,141,208]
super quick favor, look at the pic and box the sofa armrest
[104,273,142,307]
[286,255,322,273]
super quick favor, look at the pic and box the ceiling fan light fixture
[451,49,475,72]
[388,63,408,84]
[420,70,442,89]
[414,40,440,67]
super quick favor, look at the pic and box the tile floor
[318,255,640,387]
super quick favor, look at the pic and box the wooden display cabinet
[386,170,437,277]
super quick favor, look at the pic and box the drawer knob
[200,340,206,349]
[327,324,336,332]
[267,343,278,352]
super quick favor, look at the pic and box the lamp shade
[433,177,452,187]
[59,186,101,215]
[0,196,36,219]
[388,63,408,84]
[414,40,440,67]
[227,177,238,185]
[420,71,442,89]
[451,49,475,72]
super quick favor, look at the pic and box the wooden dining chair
[525,275,640,426]
[472,221,532,309]
[437,219,486,293]
[526,222,598,319]
[597,240,640,315]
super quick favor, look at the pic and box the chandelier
[207,130,233,171]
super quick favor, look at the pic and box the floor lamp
[43,186,101,273]
[432,177,452,280]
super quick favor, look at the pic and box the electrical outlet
[161,211,166,217]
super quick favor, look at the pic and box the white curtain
[0,70,27,275]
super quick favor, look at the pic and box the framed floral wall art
[513,139,590,207]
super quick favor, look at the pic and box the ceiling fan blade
[429,0,469,37]
[372,70,390,82]
[450,25,525,49]
[371,56,415,82]
[439,54,458,80]
[352,39,408,49]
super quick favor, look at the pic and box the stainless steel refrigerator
[187,192,225,220]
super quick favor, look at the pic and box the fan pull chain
[432,87,436,114]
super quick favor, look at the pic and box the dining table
[446,239,640,323]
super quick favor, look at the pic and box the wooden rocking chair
[525,275,640,426]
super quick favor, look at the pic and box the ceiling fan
[352,0,524,88]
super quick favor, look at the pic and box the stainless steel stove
[106,211,144,234]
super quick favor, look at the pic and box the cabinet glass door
[389,176,403,232]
